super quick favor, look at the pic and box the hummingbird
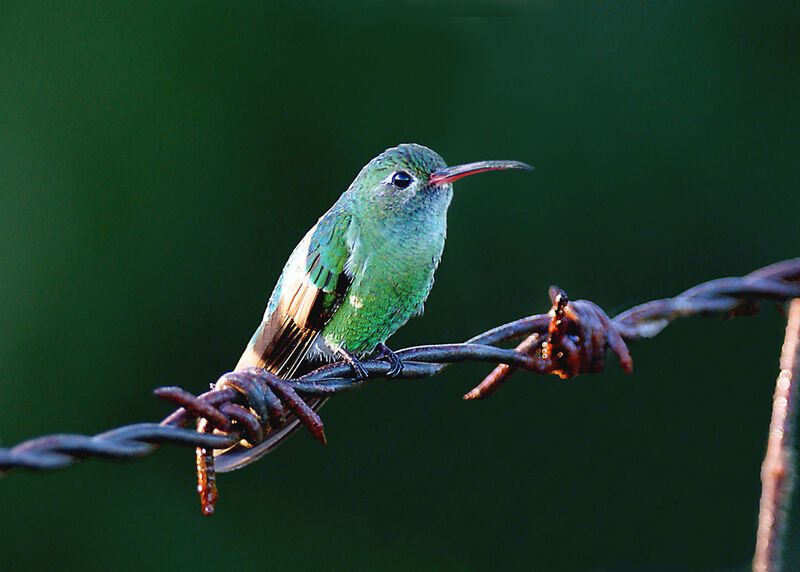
[215,143,531,471]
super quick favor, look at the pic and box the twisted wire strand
[1,257,798,475]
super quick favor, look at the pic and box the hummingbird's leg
[337,348,368,380]
[376,343,404,378]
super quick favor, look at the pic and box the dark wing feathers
[214,209,352,472]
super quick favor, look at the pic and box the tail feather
[215,211,353,472]
[214,283,334,472]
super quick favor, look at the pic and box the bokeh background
[1,3,799,571]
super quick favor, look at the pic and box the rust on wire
[0,257,799,522]
[753,298,800,572]
[195,417,218,516]
[464,286,634,400]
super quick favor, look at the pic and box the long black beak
[429,160,533,186]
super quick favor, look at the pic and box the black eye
[391,171,412,189]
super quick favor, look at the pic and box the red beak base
[429,160,532,186]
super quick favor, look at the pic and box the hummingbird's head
[347,143,531,220]
[349,143,447,204]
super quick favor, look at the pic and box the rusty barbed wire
[1,258,799,509]
[753,297,800,572]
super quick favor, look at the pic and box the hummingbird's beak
[429,160,533,186]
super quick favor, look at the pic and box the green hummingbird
[215,143,531,471]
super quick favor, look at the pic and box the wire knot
[155,368,326,514]
[464,286,633,400]
[542,287,633,379]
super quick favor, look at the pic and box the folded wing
[215,207,353,471]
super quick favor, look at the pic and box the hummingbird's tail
[213,396,328,472]
[213,209,352,471]
[213,307,331,472]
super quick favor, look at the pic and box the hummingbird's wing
[236,207,352,376]
[214,208,353,472]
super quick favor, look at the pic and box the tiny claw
[377,343,404,378]
[338,348,368,380]
[353,361,368,380]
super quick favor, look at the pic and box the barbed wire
[754,297,800,572]
[1,258,799,514]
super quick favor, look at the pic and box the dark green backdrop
[1,3,799,571]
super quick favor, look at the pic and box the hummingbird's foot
[376,343,404,378]
[337,348,368,380]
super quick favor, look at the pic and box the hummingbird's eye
[391,171,413,190]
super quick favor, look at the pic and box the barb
[1,258,799,515]
[465,258,800,399]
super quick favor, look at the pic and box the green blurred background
[1,3,799,571]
